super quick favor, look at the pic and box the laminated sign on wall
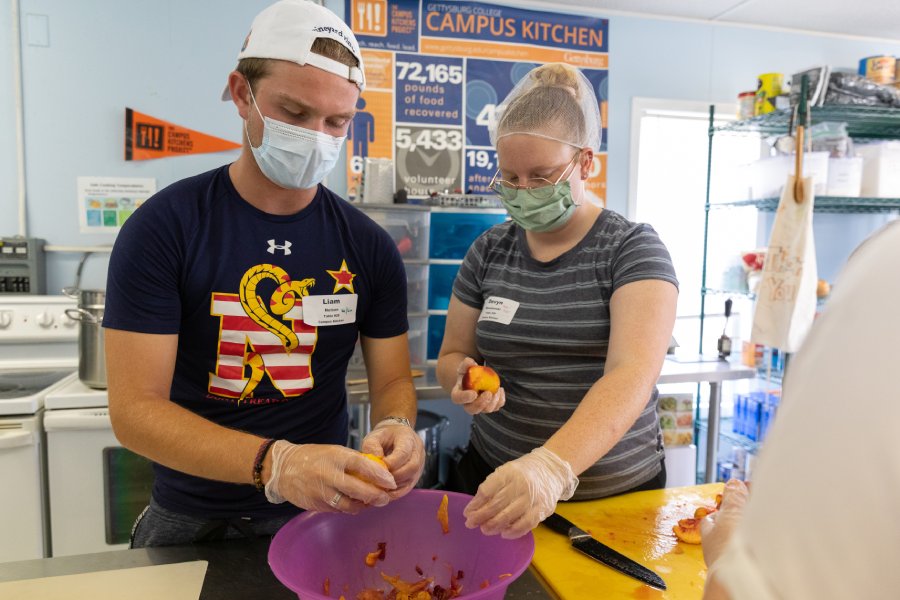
[77,176,156,233]
[345,0,609,203]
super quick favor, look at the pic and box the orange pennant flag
[125,108,241,161]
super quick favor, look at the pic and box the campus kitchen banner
[345,0,609,203]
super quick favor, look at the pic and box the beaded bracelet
[253,438,276,492]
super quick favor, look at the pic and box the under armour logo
[267,239,292,255]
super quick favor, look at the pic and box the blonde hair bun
[530,63,581,99]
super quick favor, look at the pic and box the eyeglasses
[489,151,581,201]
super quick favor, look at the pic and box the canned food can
[858,55,896,85]
[737,91,755,120]
[754,73,783,115]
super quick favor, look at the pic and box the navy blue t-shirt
[103,165,408,518]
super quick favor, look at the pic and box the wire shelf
[698,419,763,455]
[702,287,755,299]
[707,196,900,213]
[714,105,900,139]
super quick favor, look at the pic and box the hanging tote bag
[751,175,818,353]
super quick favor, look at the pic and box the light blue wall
[2,1,899,293]
[1,5,18,229]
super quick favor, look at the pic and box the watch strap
[375,416,412,429]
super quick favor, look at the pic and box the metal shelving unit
[697,102,900,481]
[699,104,900,352]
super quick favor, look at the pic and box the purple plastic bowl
[268,489,535,600]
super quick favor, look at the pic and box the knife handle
[543,512,575,536]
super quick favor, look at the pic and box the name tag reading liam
[303,294,358,326]
[478,296,519,325]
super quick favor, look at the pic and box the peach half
[461,365,501,394]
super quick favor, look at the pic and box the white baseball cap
[222,0,365,100]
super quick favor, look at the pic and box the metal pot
[415,409,449,489]
[64,289,107,389]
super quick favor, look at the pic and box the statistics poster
[345,0,609,203]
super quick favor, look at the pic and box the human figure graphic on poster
[349,97,375,158]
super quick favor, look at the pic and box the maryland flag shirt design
[207,260,356,403]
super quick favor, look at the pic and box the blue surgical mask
[497,181,577,232]
[246,85,345,190]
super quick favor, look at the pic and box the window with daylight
[629,99,762,355]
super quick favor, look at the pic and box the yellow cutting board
[531,483,724,600]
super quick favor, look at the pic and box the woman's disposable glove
[700,479,750,568]
[450,356,506,415]
[264,441,397,513]
[463,446,578,539]
[361,419,426,500]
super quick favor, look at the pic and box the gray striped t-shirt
[452,209,678,500]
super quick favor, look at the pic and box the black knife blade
[543,512,667,591]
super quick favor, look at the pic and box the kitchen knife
[543,512,667,591]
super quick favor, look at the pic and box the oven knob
[0,311,11,329]
[35,311,55,328]
[61,312,77,328]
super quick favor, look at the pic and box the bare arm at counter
[105,328,273,485]
[357,332,424,497]
[435,295,481,393]
[358,332,418,426]
[544,279,677,474]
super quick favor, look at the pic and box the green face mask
[497,180,577,232]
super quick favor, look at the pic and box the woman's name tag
[302,294,358,326]
[478,296,519,325]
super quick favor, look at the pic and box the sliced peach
[352,452,391,488]
[673,518,702,544]
[364,542,386,567]
[694,506,717,519]
[715,493,723,509]
[437,493,450,534]
[362,453,388,469]
[461,365,500,394]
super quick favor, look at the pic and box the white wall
[1,0,899,292]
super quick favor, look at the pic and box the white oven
[43,375,154,557]
[0,295,78,562]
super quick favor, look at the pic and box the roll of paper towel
[361,158,394,203]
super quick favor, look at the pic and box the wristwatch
[377,416,412,428]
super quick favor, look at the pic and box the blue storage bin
[427,314,447,360]
[429,211,507,259]
[428,264,460,310]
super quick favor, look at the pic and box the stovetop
[0,295,80,415]
[0,369,76,416]
[43,372,109,410]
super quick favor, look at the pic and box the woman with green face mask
[436,63,680,540]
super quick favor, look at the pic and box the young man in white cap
[104,0,424,547]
